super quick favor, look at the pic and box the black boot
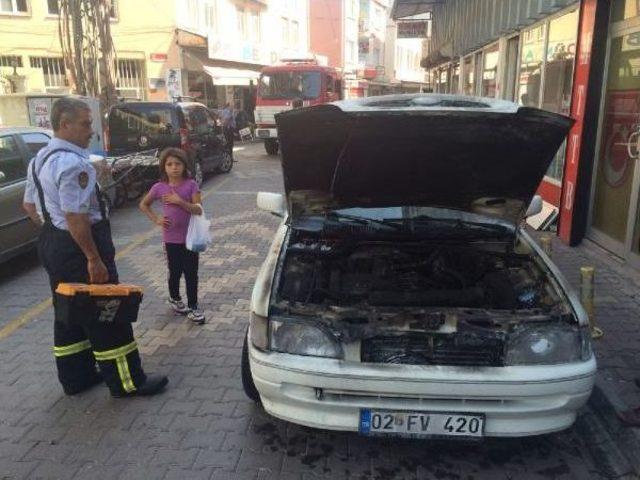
[62,371,103,396]
[111,374,168,398]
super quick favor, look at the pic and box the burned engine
[277,233,560,311]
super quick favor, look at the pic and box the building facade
[392,0,640,270]
[311,0,426,98]
[0,0,310,115]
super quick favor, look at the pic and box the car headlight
[505,324,592,366]
[269,317,343,359]
[249,312,268,350]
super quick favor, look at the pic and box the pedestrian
[219,102,236,157]
[139,147,206,324]
[22,97,168,397]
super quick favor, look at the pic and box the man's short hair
[51,97,90,131]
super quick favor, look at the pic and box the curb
[580,375,640,478]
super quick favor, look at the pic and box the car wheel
[241,330,260,402]
[264,139,279,155]
[217,151,233,174]
[194,160,204,187]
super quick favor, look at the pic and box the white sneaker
[168,298,190,314]
[187,309,205,324]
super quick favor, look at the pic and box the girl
[139,148,205,324]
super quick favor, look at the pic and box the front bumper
[249,344,596,437]
[256,127,278,139]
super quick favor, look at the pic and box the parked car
[0,127,51,263]
[106,101,233,185]
[241,94,597,438]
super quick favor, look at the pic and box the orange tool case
[54,283,143,325]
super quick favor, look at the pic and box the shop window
[0,0,28,14]
[517,23,546,107]
[504,36,519,101]
[463,56,474,96]
[473,51,483,96]
[612,0,640,22]
[481,44,499,98]
[451,63,460,94]
[543,9,579,181]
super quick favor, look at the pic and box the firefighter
[23,97,168,397]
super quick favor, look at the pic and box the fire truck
[254,59,342,155]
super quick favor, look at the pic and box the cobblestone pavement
[0,142,623,480]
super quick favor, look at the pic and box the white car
[241,94,596,439]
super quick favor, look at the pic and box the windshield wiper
[407,215,511,236]
[324,212,404,231]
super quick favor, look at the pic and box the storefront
[586,0,640,268]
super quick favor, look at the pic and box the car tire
[241,330,261,403]
[264,139,279,155]
[217,151,233,174]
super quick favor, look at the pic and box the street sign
[397,20,428,39]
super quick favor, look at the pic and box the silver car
[0,127,51,263]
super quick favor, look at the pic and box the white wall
[177,0,309,66]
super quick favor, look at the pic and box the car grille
[361,333,505,367]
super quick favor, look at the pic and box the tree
[57,0,118,114]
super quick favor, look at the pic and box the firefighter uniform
[27,138,149,396]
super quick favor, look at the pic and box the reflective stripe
[93,341,138,361]
[53,339,91,358]
[116,357,136,393]
[94,341,138,393]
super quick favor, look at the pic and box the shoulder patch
[78,171,89,189]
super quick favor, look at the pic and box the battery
[54,283,144,326]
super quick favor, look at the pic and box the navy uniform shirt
[23,138,104,230]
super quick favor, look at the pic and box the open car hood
[276,94,573,226]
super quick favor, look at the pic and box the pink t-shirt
[148,179,200,244]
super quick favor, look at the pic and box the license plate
[257,129,270,138]
[359,410,484,438]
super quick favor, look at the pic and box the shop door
[590,9,640,266]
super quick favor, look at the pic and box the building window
[47,0,116,18]
[291,20,299,47]
[29,56,67,91]
[236,7,247,40]
[0,0,28,14]
[0,55,22,67]
[116,59,145,100]
[281,17,289,46]
[250,11,260,42]
[346,40,355,63]
[204,1,216,30]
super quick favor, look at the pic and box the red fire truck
[254,59,342,155]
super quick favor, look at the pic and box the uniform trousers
[38,219,146,395]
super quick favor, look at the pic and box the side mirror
[525,195,543,217]
[257,192,286,217]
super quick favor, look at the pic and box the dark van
[106,101,233,183]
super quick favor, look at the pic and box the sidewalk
[531,230,640,474]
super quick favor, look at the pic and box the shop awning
[391,0,444,19]
[203,66,260,86]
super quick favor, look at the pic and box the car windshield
[258,71,321,100]
[109,105,177,136]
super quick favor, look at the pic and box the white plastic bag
[186,205,212,253]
